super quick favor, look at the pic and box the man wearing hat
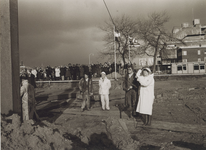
[135,67,155,126]
[99,72,111,110]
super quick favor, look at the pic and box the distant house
[131,46,161,70]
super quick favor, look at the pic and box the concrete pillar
[0,0,21,115]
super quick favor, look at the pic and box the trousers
[100,94,110,110]
[81,93,90,109]
[22,102,35,121]
[125,89,137,112]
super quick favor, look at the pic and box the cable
[103,0,115,26]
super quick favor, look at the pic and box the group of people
[79,71,111,112]
[123,65,155,125]
[19,63,154,126]
[79,65,155,126]
[26,62,133,81]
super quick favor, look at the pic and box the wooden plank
[62,107,129,118]
[130,120,206,134]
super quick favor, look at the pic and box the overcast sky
[18,0,206,67]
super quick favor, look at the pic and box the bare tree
[100,12,184,72]
[99,15,140,66]
[136,11,172,72]
[137,11,185,72]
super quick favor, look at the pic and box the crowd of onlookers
[21,62,133,81]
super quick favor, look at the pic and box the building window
[200,64,205,70]
[182,51,187,55]
[194,64,199,70]
[198,58,201,62]
[183,64,187,70]
[177,65,182,71]
[204,57,206,63]
[182,59,187,63]
[171,60,176,63]
[198,50,201,55]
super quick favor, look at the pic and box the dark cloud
[18,0,206,67]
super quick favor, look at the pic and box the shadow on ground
[139,145,160,150]
[173,141,206,150]
[63,132,119,150]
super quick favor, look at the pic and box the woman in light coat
[99,72,111,110]
[136,68,154,126]
[20,73,37,121]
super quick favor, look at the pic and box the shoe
[102,109,105,111]
[106,109,110,111]
[87,108,91,111]
[144,115,149,126]
[147,115,152,126]
[81,108,84,112]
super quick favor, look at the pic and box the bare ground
[1,76,206,150]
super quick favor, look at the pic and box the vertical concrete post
[0,0,21,115]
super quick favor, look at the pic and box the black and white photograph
[1,0,206,149]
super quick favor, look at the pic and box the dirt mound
[103,117,140,150]
[1,114,72,150]
[1,114,140,150]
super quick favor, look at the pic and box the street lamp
[89,53,94,65]
[129,45,131,62]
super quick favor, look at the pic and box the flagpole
[103,0,116,79]
[114,25,117,79]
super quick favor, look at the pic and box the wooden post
[0,0,21,115]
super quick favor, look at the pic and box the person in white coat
[20,73,39,121]
[136,68,154,126]
[99,72,111,110]
[55,67,60,80]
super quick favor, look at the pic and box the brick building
[162,19,206,74]
[177,46,206,63]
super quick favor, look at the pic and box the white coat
[55,68,60,77]
[99,77,111,95]
[20,80,36,120]
[136,70,155,115]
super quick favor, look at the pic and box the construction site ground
[2,75,206,150]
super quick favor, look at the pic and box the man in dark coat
[69,64,73,80]
[123,65,140,118]
[79,72,93,111]
[79,65,84,79]
[65,66,71,80]
[27,69,36,88]
[60,66,66,80]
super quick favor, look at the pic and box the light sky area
[18,0,206,67]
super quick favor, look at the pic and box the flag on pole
[128,36,134,45]
[114,30,120,42]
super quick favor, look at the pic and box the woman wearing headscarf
[135,68,155,126]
